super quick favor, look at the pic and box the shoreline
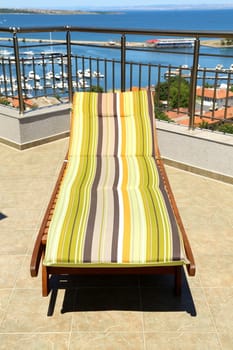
[201,39,233,48]
[0,37,232,49]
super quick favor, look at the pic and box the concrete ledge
[163,158,233,185]
[0,131,70,150]
[0,107,232,183]
[0,103,71,149]
[156,120,233,183]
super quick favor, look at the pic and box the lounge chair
[30,90,195,297]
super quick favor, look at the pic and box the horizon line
[1,4,233,11]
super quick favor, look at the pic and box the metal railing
[0,26,233,130]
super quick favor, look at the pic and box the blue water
[0,9,233,89]
[1,9,233,31]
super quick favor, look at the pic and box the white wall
[156,120,233,183]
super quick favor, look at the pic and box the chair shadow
[0,212,7,220]
[47,270,196,317]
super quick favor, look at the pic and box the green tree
[217,123,233,134]
[90,85,103,92]
[155,76,190,109]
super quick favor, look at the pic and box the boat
[215,64,224,70]
[92,70,104,78]
[55,81,68,90]
[46,71,54,79]
[146,38,195,48]
[0,49,13,57]
[28,71,40,81]
[78,79,90,89]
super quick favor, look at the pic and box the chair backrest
[68,90,155,157]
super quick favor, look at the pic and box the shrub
[0,97,10,106]
[217,123,233,134]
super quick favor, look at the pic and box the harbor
[0,36,228,49]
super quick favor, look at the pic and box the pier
[0,37,147,48]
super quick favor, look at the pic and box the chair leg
[42,250,49,296]
[42,264,49,296]
[174,266,182,296]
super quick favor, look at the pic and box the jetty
[1,37,231,49]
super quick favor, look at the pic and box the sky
[1,0,233,10]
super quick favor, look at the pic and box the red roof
[146,39,159,43]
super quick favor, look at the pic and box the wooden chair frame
[30,96,195,297]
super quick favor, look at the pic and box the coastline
[201,39,233,48]
[0,37,232,49]
[0,8,123,15]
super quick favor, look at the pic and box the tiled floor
[0,138,233,349]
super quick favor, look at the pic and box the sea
[0,9,233,88]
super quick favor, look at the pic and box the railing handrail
[1,25,233,39]
[0,26,233,131]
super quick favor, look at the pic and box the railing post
[12,28,24,114]
[65,27,73,104]
[188,38,200,129]
[121,34,126,92]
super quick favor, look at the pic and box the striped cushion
[69,91,155,156]
[44,90,188,267]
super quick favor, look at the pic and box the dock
[0,37,147,48]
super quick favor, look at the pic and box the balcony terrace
[0,26,233,182]
[1,138,233,348]
[0,26,233,349]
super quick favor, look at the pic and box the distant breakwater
[0,37,227,48]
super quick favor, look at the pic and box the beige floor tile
[72,310,143,333]
[0,138,232,348]
[0,333,69,350]
[0,289,12,325]
[144,332,221,350]
[69,332,145,350]
[0,229,34,255]
[142,288,215,332]
[70,287,143,332]
[0,255,25,288]
[0,289,72,333]
[191,229,233,256]
[15,254,42,289]
[204,288,233,333]
[197,255,233,288]
[0,207,44,231]
[218,332,233,350]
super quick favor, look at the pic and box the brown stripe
[111,96,120,262]
[111,158,120,262]
[67,94,94,261]
[157,168,181,260]
[83,96,103,262]
[147,90,156,157]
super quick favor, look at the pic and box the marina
[146,38,195,48]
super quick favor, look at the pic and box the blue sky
[1,0,233,10]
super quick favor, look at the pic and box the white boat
[21,82,33,91]
[147,38,195,48]
[22,51,34,56]
[60,71,68,79]
[28,71,40,81]
[77,70,84,78]
[78,79,90,89]
[33,82,43,90]
[54,73,61,80]
[215,64,224,70]
[0,49,12,57]
[92,71,104,78]
[45,80,53,87]
[55,81,68,89]
[46,71,54,79]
